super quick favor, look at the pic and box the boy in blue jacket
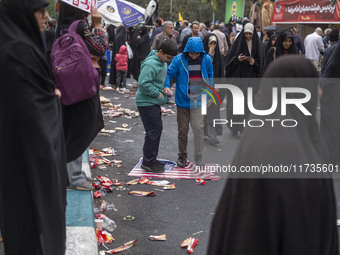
[136,40,177,172]
[164,37,213,167]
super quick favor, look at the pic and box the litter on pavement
[149,234,166,241]
[100,239,137,254]
[181,237,199,254]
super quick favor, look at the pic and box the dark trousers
[99,57,107,85]
[138,105,163,165]
[116,70,127,88]
[109,59,116,85]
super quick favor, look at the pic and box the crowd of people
[1,0,340,253]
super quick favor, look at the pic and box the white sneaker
[122,88,129,93]
[116,87,119,92]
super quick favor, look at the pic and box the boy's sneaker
[208,137,219,145]
[116,87,120,92]
[122,88,129,93]
[176,157,187,167]
[156,160,166,167]
[141,161,165,173]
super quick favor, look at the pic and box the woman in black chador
[57,2,108,190]
[0,0,68,254]
[208,56,338,255]
[320,42,340,165]
[135,26,151,81]
[263,33,278,58]
[225,22,263,136]
[263,28,296,71]
[202,34,225,144]
[109,24,126,88]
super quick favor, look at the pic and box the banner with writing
[61,0,92,13]
[272,0,340,23]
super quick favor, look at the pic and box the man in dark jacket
[150,18,163,46]
[321,29,339,74]
[180,21,203,53]
[290,26,305,56]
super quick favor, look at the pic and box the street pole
[170,0,173,21]
[211,0,215,24]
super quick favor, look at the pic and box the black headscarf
[0,0,48,51]
[320,42,340,164]
[0,0,67,254]
[107,24,116,44]
[273,29,296,56]
[203,33,224,78]
[264,33,277,58]
[208,55,338,255]
[264,29,297,71]
[56,1,89,38]
[115,25,127,54]
[138,26,151,61]
[140,25,148,37]
[226,22,263,78]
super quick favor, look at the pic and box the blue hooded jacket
[164,37,214,109]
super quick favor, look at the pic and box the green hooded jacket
[136,50,168,106]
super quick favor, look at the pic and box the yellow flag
[179,12,183,22]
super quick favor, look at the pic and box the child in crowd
[115,45,128,92]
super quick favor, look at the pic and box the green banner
[225,0,245,23]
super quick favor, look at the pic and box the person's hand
[91,8,102,29]
[55,89,61,98]
[208,43,216,55]
[157,93,163,99]
[91,55,100,68]
[207,100,214,108]
[163,87,172,96]
[249,57,255,65]
[137,35,141,39]
[238,53,246,62]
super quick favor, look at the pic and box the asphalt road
[91,79,340,255]
[91,79,238,255]
[1,78,340,255]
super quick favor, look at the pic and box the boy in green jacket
[136,40,177,172]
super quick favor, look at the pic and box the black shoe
[141,161,165,173]
[156,160,166,167]
[208,137,219,145]
[176,157,187,167]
